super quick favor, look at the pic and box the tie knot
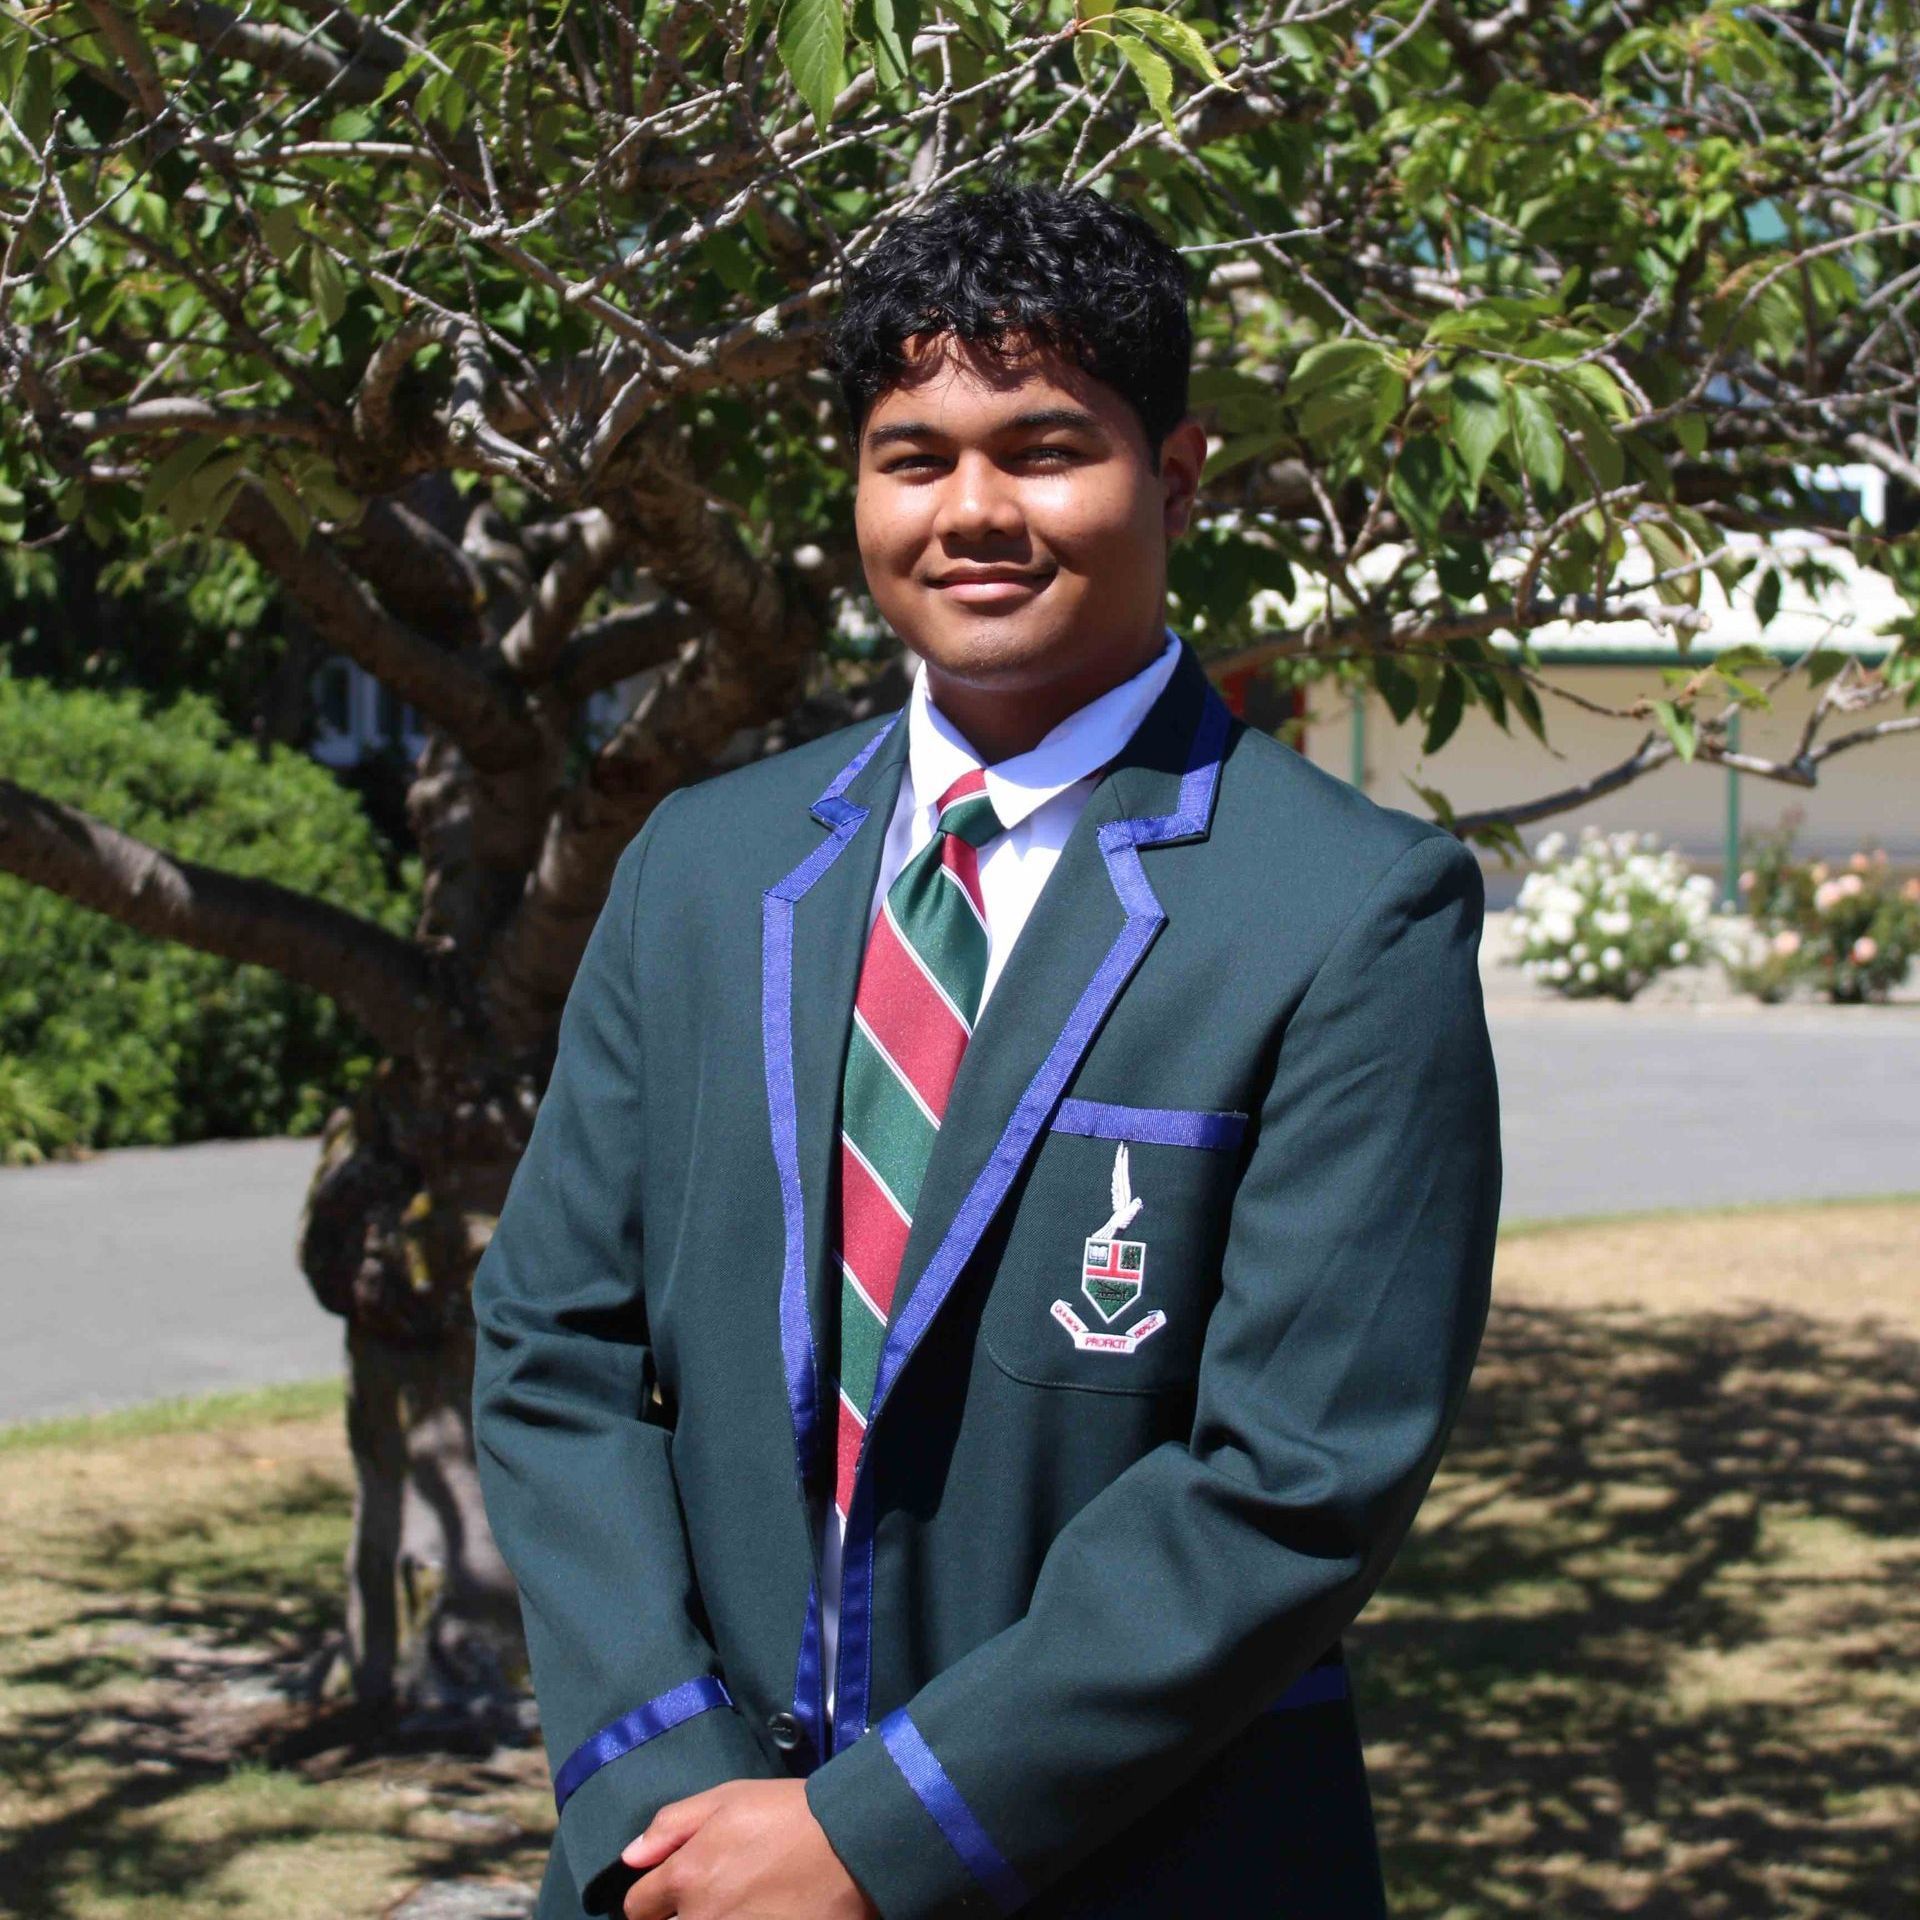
[935,770,1003,851]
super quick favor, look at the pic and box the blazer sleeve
[470,792,777,1916]
[803,829,1503,1919]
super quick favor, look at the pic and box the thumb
[621,1792,711,1870]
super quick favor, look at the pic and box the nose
[929,447,1026,545]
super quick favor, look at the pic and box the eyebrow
[864,406,1107,451]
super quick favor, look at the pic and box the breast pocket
[980,1099,1248,1395]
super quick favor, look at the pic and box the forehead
[861,329,1132,444]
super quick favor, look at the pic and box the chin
[910,612,1079,687]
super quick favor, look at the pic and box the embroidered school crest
[1053,1140,1166,1355]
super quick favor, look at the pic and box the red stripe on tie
[855,912,970,1120]
[939,834,989,925]
[939,767,989,808]
[838,1137,912,1317]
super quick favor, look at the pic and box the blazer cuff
[558,1681,775,1914]
[806,1708,1023,1920]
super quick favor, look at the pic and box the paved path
[0,1137,338,1427]
[4,961,1916,1424]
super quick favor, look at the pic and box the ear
[1159,415,1210,539]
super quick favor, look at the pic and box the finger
[621,1790,717,1871]
[621,1860,679,1920]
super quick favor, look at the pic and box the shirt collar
[905,626,1184,833]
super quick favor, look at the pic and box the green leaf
[12,48,52,148]
[1388,434,1451,546]
[308,244,347,329]
[1374,655,1419,724]
[855,0,919,94]
[1447,363,1504,499]
[257,468,313,548]
[1422,664,1467,755]
[1641,519,1700,608]
[779,0,846,137]
[1288,339,1404,445]
[1116,33,1179,135]
[1404,777,1457,828]
[141,436,228,516]
[1507,385,1565,493]
[1805,648,1849,689]
[1109,8,1231,86]
[1201,425,1292,485]
[1650,698,1697,762]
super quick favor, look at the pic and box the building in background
[1295,466,1915,905]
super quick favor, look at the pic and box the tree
[2,0,1915,1711]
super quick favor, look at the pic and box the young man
[471,178,1502,1920]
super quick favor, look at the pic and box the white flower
[1852,936,1879,964]
[1549,958,1572,980]
[1600,945,1624,970]
[1534,831,1567,862]
[1772,929,1802,957]
[1570,941,1589,961]
[1814,880,1843,912]
[1541,914,1577,947]
[1578,961,1599,983]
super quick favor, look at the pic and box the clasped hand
[619,1779,879,1920]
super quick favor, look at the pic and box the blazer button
[766,1710,803,1752]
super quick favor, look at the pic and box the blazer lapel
[871,638,1232,1417]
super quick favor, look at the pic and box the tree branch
[221,478,542,772]
[0,777,464,1064]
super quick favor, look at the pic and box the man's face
[852,330,1206,714]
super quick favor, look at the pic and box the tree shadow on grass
[0,1468,543,1918]
[1357,1299,1920,1920]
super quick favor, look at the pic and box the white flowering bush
[1510,827,1720,1001]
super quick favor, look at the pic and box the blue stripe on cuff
[877,1708,1028,1915]
[1052,1097,1248,1151]
[553,1674,733,1813]
[1270,1660,1351,1712]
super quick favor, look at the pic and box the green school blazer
[471,634,1503,1919]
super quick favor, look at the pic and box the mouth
[929,568,1055,607]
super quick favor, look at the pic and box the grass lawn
[3,1199,1917,1918]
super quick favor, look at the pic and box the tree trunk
[299,1054,532,1715]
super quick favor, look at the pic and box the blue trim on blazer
[761,709,903,1769]
[1052,1097,1248,1152]
[553,1674,734,1813]
[878,1707,1029,1914]
[1271,1660,1351,1711]
[831,684,1234,1748]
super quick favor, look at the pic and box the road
[4,980,1916,1425]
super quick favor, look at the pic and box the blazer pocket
[981,1104,1247,1395]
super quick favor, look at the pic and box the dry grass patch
[2,1202,1915,1918]
[1360,1197,1920,1919]
[0,1387,551,1920]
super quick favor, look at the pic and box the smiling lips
[931,568,1054,606]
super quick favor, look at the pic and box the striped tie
[831,767,1006,1520]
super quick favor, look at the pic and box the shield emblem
[1082,1236,1146,1323]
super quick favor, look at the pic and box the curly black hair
[825,172,1193,470]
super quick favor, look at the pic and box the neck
[920,629,1165,766]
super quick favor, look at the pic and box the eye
[1023,445,1077,462]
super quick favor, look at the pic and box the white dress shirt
[819,625,1183,1727]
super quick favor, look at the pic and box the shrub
[1510,826,1719,1001]
[1724,818,1920,1004]
[0,673,421,1155]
